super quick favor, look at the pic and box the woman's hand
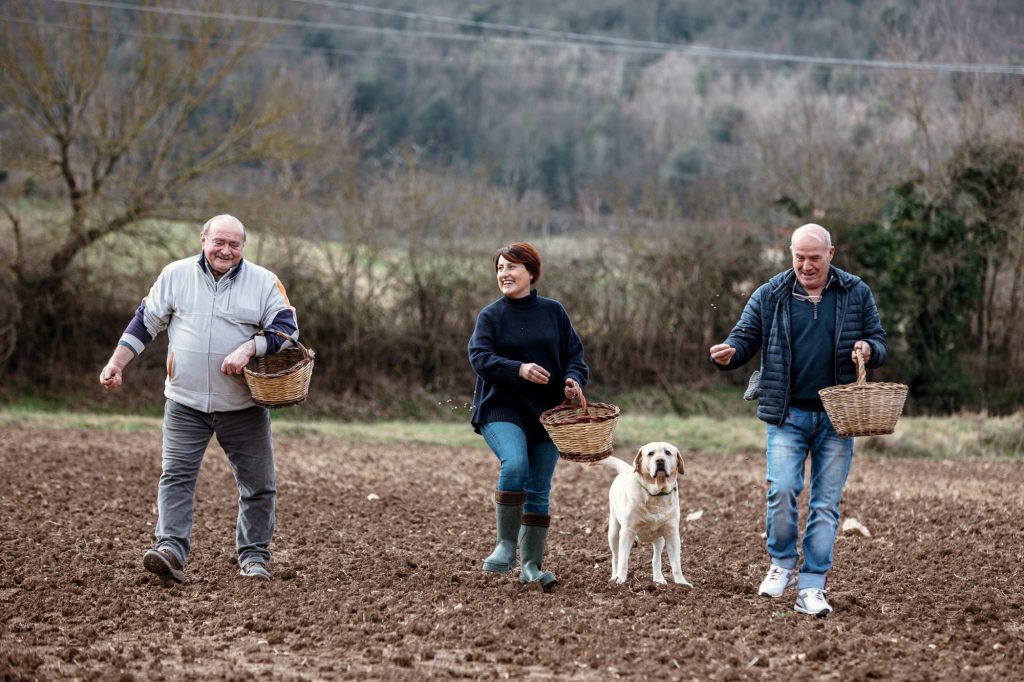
[564,378,580,399]
[518,362,550,385]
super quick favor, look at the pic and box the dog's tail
[598,455,632,476]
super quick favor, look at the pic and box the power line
[41,0,775,66]
[287,0,645,43]
[0,14,822,86]
[0,14,696,75]
[45,0,1024,76]
[50,0,496,46]
[289,0,1024,76]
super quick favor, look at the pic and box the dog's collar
[634,473,676,497]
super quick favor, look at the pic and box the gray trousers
[156,399,276,569]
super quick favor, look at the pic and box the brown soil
[2,426,1023,680]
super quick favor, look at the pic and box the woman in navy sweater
[468,242,589,590]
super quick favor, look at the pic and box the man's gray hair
[201,214,247,242]
[790,223,832,249]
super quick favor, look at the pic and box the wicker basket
[243,331,315,408]
[819,353,907,437]
[539,388,620,463]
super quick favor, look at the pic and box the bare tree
[0,2,308,365]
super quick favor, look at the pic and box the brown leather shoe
[143,548,185,583]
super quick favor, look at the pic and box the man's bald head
[791,223,832,250]
[202,214,247,243]
[789,223,834,293]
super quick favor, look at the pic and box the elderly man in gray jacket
[710,223,887,617]
[100,214,299,583]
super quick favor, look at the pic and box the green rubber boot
[482,490,526,573]
[519,512,556,590]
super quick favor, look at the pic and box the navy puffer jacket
[714,266,888,425]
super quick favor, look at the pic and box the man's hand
[519,362,550,385]
[99,345,135,390]
[709,343,736,366]
[99,364,123,389]
[853,341,872,363]
[222,339,256,375]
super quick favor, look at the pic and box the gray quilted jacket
[714,266,888,425]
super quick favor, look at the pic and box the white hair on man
[790,223,832,250]
[202,214,247,242]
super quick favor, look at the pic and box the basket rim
[540,400,620,426]
[539,387,620,426]
[243,330,315,381]
[244,352,314,380]
[819,381,908,393]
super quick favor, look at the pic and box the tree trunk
[11,274,73,380]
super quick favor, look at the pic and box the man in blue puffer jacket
[709,223,887,617]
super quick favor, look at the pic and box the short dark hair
[494,242,542,284]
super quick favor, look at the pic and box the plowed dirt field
[2,425,1022,680]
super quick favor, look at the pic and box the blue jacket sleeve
[713,284,765,371]
[859,286,887,369]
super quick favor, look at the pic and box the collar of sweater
[197,253,244,282]
[503,289,539,307]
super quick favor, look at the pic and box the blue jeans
[480,422,559,515]
[765,407,853,590]
[156,399,277,569]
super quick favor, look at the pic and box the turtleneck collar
[503,289,539,307]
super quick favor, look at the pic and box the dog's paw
[673,574,693,587]
[653,574,667,585]
[611,576,627,585]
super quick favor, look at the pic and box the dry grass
[1,406,1020,459]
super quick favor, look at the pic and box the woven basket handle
[260,330,314,361]
[854,350,866,385]
[559,384,588,416]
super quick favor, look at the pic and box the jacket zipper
[779,291,791,426]
[834,285,848,385]
[207,271,218,413]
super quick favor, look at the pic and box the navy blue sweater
[468,290,589,441]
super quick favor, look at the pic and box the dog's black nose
[655,459,667,471]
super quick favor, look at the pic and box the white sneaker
[757,564,795,597]
[794,588,833,617]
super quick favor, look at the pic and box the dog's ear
[676,450,685,475]
[633,447,644,472]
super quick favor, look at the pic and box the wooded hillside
[1,0,1022,414]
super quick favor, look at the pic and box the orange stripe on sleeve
[274,277,291,307]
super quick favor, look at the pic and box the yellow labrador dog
[603,442,692,586]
